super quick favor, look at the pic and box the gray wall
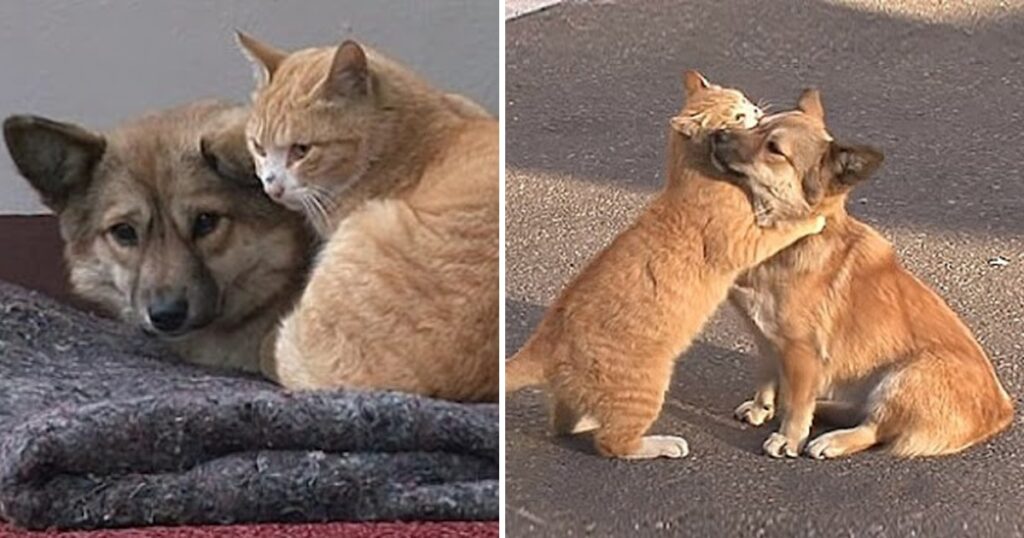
[0,0,499,214]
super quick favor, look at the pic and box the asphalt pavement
[505,1,1024,535]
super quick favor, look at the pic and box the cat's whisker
[301,190,332,235]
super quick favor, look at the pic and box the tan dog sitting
[713,89,1014,459]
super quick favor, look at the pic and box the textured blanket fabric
[0,282,498,530]
[0,521,500,537]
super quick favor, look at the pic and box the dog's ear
[683,70,711,97]
[828,142,884,189]
[797,88,825,121]
[670,115,702,138]
[3,115,106,212]
[199,109,259,187]
[235,30,288,87]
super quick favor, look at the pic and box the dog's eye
[109,223,138,247]
[251,139,266,157]
[766,140,785,156]
[288,143,311,164]
[193,212,221,239]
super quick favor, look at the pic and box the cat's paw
[734,400,774,426]
[811,215,827,234]
[763,432,804,459]
[622,435,690,460]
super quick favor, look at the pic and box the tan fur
[238,34,498,402]
[719,90,1014,458]
[504,74,825,459]
[3,101,313,371]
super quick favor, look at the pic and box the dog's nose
[712,130,731,145]
[148,297,189,333]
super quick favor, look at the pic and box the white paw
[734,400,774,426]
[651,435,690,458]
[763,432,803,459]
[571,414,601,434]
[812,215,827,233]
[625,435,689,459]
[805,433,846,460]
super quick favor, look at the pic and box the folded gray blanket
[0,282,498,530]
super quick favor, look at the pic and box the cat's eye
[288,143,311,163]
[766,140,785,156]
[192,212,221,239]
[251,139,266,157]
[734,113,746,122]
[109,223,138,247]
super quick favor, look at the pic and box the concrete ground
[505,1,1024,536]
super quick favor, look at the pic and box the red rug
[0,522,498,537]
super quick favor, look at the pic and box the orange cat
[504,72,824,459]
[237,33,499,402]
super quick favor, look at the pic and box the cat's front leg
[750,215,825,266]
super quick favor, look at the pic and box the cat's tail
[505,345,546,393]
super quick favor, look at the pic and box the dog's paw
[805,434,844,460]
[734,400,774,426]
[763,432,803,459]
[805,429,873,460]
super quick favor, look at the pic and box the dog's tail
[505,344,546,393]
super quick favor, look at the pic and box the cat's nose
[265,182,285,199]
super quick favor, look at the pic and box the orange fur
[721,90,1014,458]
[505,74,824,459]
[238,34,498,402]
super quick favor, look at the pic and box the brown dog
[4,101,313,372]
[714,90,1014,459]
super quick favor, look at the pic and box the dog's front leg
[734,327,779,426]
[763,339,820,458]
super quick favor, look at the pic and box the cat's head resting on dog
[710,89,884,223]
[3,102,310,347]
[670,70,763,137]
[236,32,403,229]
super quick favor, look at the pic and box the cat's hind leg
[551,396,600,435]
[590,389,688,459]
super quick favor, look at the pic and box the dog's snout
[148,296,190,333]
[711,130,731,145]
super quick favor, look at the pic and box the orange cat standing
[237,33,498,402]
[505,73,825,459]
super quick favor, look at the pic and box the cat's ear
[199,108,259,187]
[3,114,106,211]
[797,88,825,121]
[670,115,701,138]
[324,40,370,98]
[683,70,710,97]
[235,30,288,86]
